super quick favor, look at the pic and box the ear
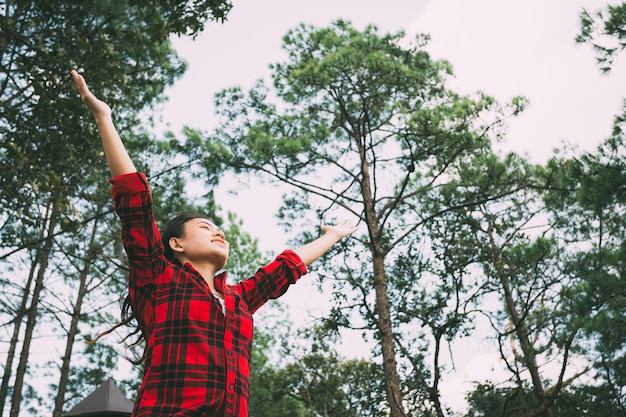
[169,236,184,253]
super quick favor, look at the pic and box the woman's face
[170,218,229,270]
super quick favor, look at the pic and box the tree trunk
[10,201,57,417]
[371,256,406,417]
[0,260,37,417]
[52,215,100,417]
[487,224,552,417]
[358,139,406,417]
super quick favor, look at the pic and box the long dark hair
[160,212,208,263]
[89,213,210,364]
[119,212,208,364]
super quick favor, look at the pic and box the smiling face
[168,218,230,271]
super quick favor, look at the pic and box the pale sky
[162,0,625,250]
[158,1,625,411]
[164,0,624,159]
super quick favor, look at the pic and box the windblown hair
[89,212,209,365]
[160,212,208,263]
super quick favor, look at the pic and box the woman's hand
[71,70,111,120]
[71,69,136,176]
[320,220,359,241]
[294,220,358,266]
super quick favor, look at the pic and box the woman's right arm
[71,70,136,177]
[72,70,167,286]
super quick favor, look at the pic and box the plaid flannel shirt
[110,172,307,417]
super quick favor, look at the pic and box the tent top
[64,378,134,416]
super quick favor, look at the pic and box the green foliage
[426,149,588,416]
[576,2,626,72]
[0,0,232,214]
[128,0,233,38]
[222,9,626,417]
[250,323,388,417]
[466,382,625,417]
[248,306,309,417]
[55,343,137,411]
[557,121,626,414]
[249,366,309,417]
[203,19,529,417]
[0,1,233,415]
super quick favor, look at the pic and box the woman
[71,70,357,417]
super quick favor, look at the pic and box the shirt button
[227,351,232,356]
[229,384,234,390]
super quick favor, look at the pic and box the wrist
[93,113,113,124]
[323,229,342,243]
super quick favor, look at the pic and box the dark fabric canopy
[64,378,134,416]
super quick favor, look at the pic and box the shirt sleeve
[110,172,168,288]
[238,250,308,314]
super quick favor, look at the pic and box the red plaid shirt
[110,172,307,417]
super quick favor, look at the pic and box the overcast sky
[163,0,624,159]
[157,1,625,411]
[161,0,625,249]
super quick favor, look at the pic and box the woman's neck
[189,261,223,299]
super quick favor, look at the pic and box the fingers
[70,70,85,91]
[335,220,357,229]
[320,220,359,238]
[70,70,91,99]
[70,69,111,117]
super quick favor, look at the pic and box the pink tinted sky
[158,1,624,410]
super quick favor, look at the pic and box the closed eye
[199,222,222,235]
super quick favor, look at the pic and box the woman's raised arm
[71,70,136,177]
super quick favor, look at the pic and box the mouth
[211,239,227,246]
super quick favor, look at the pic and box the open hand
[320,220,358,240]
[71,70,111,119]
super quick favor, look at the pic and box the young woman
[71,70,357,417]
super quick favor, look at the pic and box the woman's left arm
[294,220,358,266]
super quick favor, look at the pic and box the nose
[213,228,225,239]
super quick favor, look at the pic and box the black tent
[64,378,134,417]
